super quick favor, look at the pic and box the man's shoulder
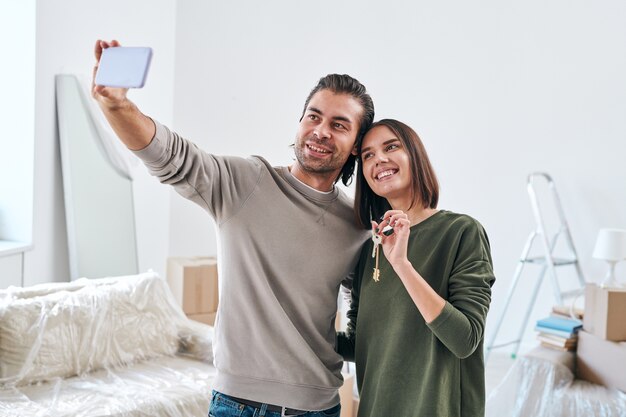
[249,155,271,166]
[214,154,268,172]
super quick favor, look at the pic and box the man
[92,39,373,416]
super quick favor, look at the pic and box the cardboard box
[187,312,217,326]
[339,372,354,417]
[584,284,626,341]
[167,257,219,314]
[576,330,626,392]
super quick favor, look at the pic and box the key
[372,233,382,257]
[371,232,382,282]
[373,247,380,282]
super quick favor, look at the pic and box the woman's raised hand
[376,210,410,268]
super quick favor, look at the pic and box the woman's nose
[375,154,389,165]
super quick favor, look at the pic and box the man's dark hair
[300,74,375,186]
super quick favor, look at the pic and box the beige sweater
[134,121,368,411]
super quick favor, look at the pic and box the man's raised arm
[91,39,155,151]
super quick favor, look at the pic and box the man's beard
[293,134,346,174]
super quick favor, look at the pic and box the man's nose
[313,122,331,139]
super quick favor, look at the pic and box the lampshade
[592,228,626,261]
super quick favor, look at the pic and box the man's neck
[289,163,336,193]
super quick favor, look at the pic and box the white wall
[171,0,626,351]
[16,0,626,352]
[26,0,177,285]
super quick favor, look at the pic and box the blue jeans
[208,390,341,417]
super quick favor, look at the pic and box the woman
[337,119,495,417]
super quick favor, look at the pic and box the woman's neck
[388,198,438,226]
[407,207,438,226]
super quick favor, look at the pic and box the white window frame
[0,0,36,288]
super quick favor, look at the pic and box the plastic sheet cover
[0,271,216,417]
[486,347,626,417]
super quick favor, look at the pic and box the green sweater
[337,210,495,417]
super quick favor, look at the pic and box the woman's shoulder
[435,210,493,261]
[434,210,486,232]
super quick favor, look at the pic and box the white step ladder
[486,172,586,359]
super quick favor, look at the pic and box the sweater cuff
[132,119,168,164]
[426,301,456,332]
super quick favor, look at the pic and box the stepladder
[486,172,586,359]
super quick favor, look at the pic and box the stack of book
[535,316,583,352]
[551,305,584,321]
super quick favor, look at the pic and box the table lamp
[592,228,626,288]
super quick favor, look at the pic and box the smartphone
[95,46,153,88]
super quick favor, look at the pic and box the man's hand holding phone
[92,40,126,109]
[92,40,152,109]
[91,39,157,151]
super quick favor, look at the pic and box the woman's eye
[386,144,399,151]
[362,153,373,160]
[308,114,318,120]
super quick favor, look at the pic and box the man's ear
[351,144,359,156]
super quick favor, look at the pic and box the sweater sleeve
[426,219,495,359]
[132,121,263,223]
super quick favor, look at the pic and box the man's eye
[334,123,346,130]
[308,114,318,120]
